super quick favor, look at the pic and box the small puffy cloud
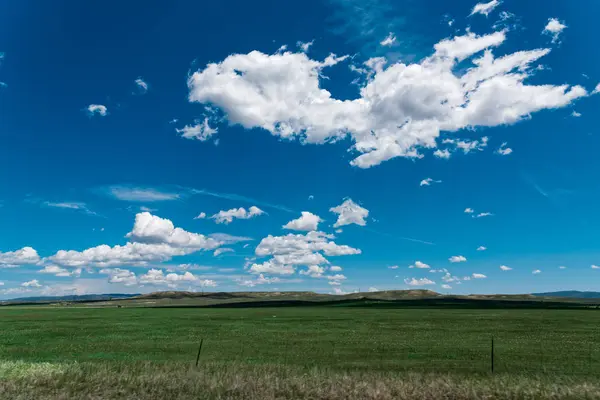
[477,246,487,251]
[134,77,149,94]
[420,178,441,186]
[86,104,107,117]
[455,137,488,154]
[496,142,513,155]
[194,212,207,220]
[380,33,396,46]
[464,208,474,214]
[469,0,501,17]
[449,255,467,263]
[329,266,343,272]
[214,248,234,257]
[238,274,281,287]
[100,268,138,286]
[559,266,567,269]
[499,265,512,271]
[472,273,487,279]
[409,261,431,269]
[177,118,218,141]
[137,268,217,288]
[327,274,347,282]
[330,199,369,227]
[212,206,265,224]
[388,265,399,270]
[107,186,180,202]
[592,265,600,269]
[249,260,295,275]
[368,287,379,292]
[532,269,542,274]
[297,40,314,52]
[22,279,42,288]
[571,111,581,118]
[441,284,452,289]
[0,247,41,268]
[433,149,451,159]
[283,211,322,231]
[300,265,326,278]
[543,18,567,43]
[404,277,435,286]
[39,265,82,277]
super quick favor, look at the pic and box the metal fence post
[195,338,204,367]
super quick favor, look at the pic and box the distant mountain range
[532,291,600,299]
[2,293,140,303]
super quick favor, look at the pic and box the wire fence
[185,336,599,376]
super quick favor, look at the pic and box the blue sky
[1,0,600,299]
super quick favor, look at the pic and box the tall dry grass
[2,360,600,399]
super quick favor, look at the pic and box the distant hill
[532,291,600,299]
[3,293,140,303]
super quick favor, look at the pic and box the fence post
[491,336,494,374]
[195,338,204,367]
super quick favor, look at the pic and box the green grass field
[2,306,600,398]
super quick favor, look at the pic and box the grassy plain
[1,305,600,398]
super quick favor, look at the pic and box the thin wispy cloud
[103,185,181,202]
[43,201,98,216]
[189,187,296,214]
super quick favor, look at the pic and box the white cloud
[252,230,359,278]
[0,247,41,268]
[368,287,379,292]
[330,266,343,272]
[388,265,399,269]
[186,29,591,168]
[571,111,581,118]
[283,211,322,231]
[532,269,542,274]
[420,178,441,186]
[297,40,314,52]
[43,201,97,216]
[100,268,138,286]
[409,261,430,269]
[214,248,234,257]
[22,279,42,288]
[330,199,369,227]
[472,273,487,279]
[126,212,220,249]
[469,0,501,17]
[496,142,512,155]
[194,212,206,220]
[327,274,347,282]
[177,118,218,141]
[559,266,567,269]
[475,212,493,218]
[500,265,512,271]
[464,208,474,214]
[38,265,82,277]
[86,104,107,117]
[48,212,220,268]
[433,149,451,159]
[238,273,281,287]
[404,277,435,286]
[380,33,396,46]
[249,260,295,275]
[592,265,600,270]
[441,284,452,289]
[455,137,488,154]
[299,265,326,278]
[134,77,148,94]
[449,255,467,263]
[477,246,487,251]
[212,206,265,224]
[107,186,180,202]
[543,18,567,43]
